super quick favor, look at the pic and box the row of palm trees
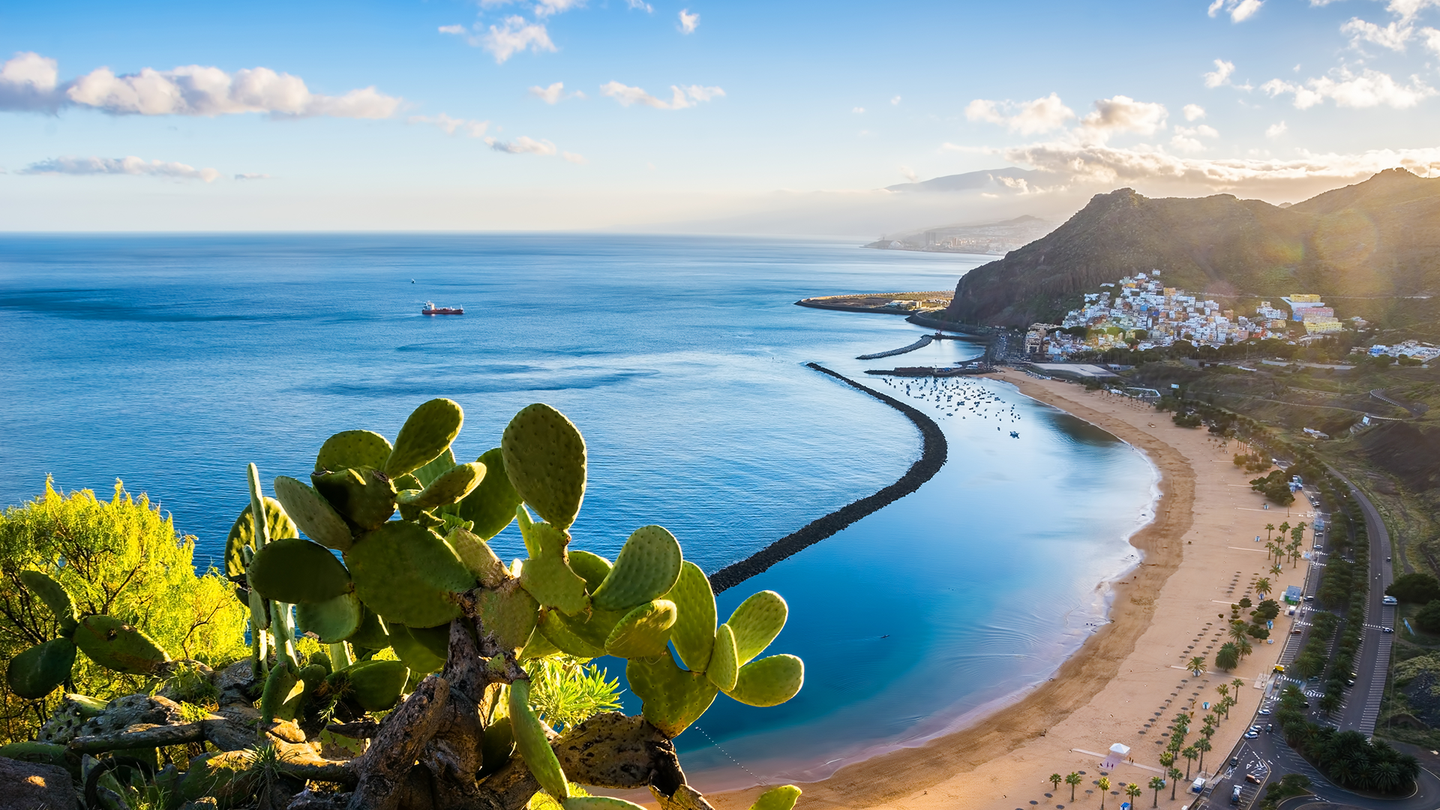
[1262,521,1308,570]
[1046,773,1163,808]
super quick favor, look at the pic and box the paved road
[1328,471,1394,737]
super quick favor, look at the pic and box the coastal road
[1328,470,1395,737]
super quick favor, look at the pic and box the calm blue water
[0,234,1155,789]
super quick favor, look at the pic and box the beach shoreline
[711,368,1303,810]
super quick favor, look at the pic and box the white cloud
[0,53,402,118]
[1004,141,1440,188]
[478,16,557,63]
[1170,124,1220,152]
[852,106,865,113]
[1386,0,1440,24]
[562,151,587,164]
[627,0,654,11]
[486,135,558,155]
[18,155,221,182]
[438,24,467,35]
[1080,95,1168,138]
[600,81,724,109]
[234,172,271,180]
[1262,68,1434,108]
[1209,0,1264,22]
[890,95,902,105]
[1266,121,1288,138]
[1342,17,1414,50]
[0,52,61,112]
[679,9,700,34]
[528,81,583,103]
[899,165,919,183]
[965,93,1075,135]
[409,113,491,138]
[1183,103,1207,120]
[533,0,585,17]
[1422,26,1440,52]
[1203,59,1237,89]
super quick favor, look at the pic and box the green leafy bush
[1388,573,1440,605]
[1,479,249,744]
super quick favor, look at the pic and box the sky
[4,0,1440,233]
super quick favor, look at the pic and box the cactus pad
[664,561,716,673]
[272,477,353,551]
[346,606,390,650]
[386,398,465,477]
[225,496,301,576]
[387,623,446,676]
[477,581,540,653]
[5,638,77,700]
[248,537,354,605]
[726,591,787,666]
[315,430,393,473]
[591,525,682,612]
[567,550,612,593]
[519,626,563,660]
[537,609,613,659]
[345,521,476,628]
[750,785,802,810]
[295,592,362,643]
[501,404,587,529]
[73,615,170,675]
[456,447,524,540]
[626,648,718,739]
[260,659,304,723]
[509,679,570,799]
[312,467,397,531]
[705,624,738,692]
[517,510,589,616]
[341,659,410,712]
[446,527,510,588]
[414,446,458,488]
[396,461,486,510]
[18,570,78,633]
[564,798,648,810]
[724,654,803,708]
[605,599,678,659]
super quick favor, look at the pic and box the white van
[1191,777,1206,793]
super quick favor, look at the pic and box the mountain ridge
[942,169,1440,333]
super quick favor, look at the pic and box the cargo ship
[422,302,463,316]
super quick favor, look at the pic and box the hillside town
[1023,272,1350,357]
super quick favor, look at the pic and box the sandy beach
[712,369,1316,810]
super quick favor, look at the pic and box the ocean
[0,234,1156,788]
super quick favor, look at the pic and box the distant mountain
[885,167,1039,194]
[867,215,1056,253]
[943,169,1440,332]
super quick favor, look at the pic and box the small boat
[1010,431,1020,438]
[422,301,464,316]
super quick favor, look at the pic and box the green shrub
[1,479,250,745]
[1388,573,1440,605]
[1416,600,1440,634]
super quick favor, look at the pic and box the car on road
[1305,595,1315,601]
[1383,595,1399,605]
[1246,774,1261,784]
[1258,708,1271,715]
[1383,626,1394,633]
[1231,785,1243,804]
[1244,730,1259,739]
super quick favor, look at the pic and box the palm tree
[1271,562,1283,577]
[1168,768,1184,800]
[1229,621,1249,644]
[1181,746,1198,779]
[1066,772,1082,802]
[1126,782,1142,808]
[1232,677,1244,694]
[1098,776,1111,810]
[1237,636,1253,660]
[1216,683,1230,702]
[1265,522,1275,541]
[1256,577,1272,598]
[1187,655,1206,676]
[1196,738,1212,774]
[1050,773,1063,794]
[1147,776,1164,807]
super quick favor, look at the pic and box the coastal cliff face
[943,169,1440,331]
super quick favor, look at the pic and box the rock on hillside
[943,169,1440,331]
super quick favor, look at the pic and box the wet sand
[711,369,1311,810]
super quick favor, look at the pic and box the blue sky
[3,0,1440,231]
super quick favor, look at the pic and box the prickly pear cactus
[216,397,802,810]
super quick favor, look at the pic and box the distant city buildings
[1366,340,1440,361]
[1024,272,1346,357]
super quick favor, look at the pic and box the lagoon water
[0,234,1155,789]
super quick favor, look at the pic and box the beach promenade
[714,369,1315,810]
